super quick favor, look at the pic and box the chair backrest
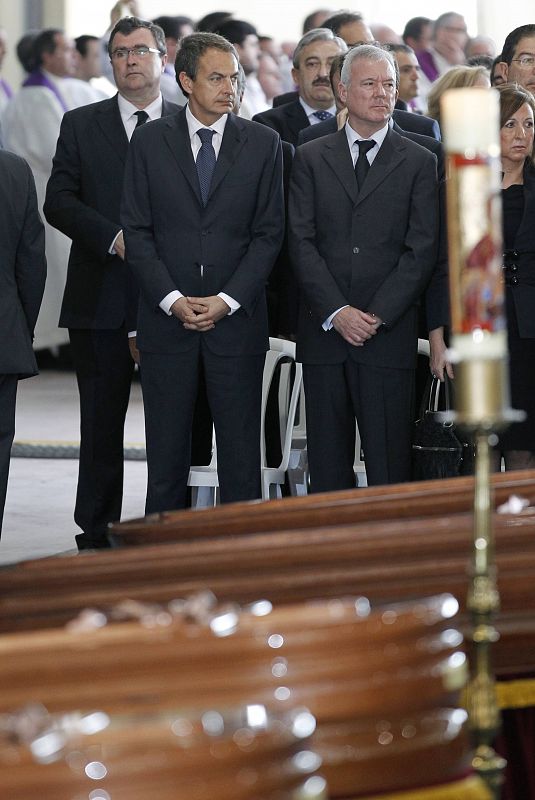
[261,338,303,472]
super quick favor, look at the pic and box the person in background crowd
[322,11,374,47]
[258,52,283,105]
[196,12,232,33]
[402,16,433,54]
[0,28,12,114]
[466,54,493,70]
[491,54,506,86]
[75,34,114,98]
[0,150,46,537]
[465,35,496,60]
[384,44,421,111]
[253,28,346,146]
[44,16,179,550]
[302,9,333,34]
[3,28,104,353]
[497,25,535,96]
[426,65,490,129]
[152,15,192,105]
[417,12,468,103]
[370,23,402,45]
[216,18,268,118]
[496,83,535,471]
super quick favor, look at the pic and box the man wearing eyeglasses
[498,25,535,95]
[44,17,180,550]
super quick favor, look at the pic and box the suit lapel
[95,95,129,162]
[285,101,309,144]
[355,128,406,206]
[207,114,246,202]
[322,130,358,205]
[515,165,535,249]
[162,108,202,203]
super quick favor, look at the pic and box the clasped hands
[170,295,230,331]
[332,306,382,346]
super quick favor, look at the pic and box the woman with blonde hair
[426,65,490,127]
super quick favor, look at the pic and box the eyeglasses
[111,46,162,60]
[511,55,535,68]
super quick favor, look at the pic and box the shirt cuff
[323,305,348,331]
[160,290,183,315]
[109,229,122,255]
[128,331,136,338]
[218,292,240,315]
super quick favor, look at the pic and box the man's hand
[183,296,230,330]
[128,336,140,365]
[114,231,125,260]
[429,326,454,382]
[332,306,379,346]
[170,296,210,327]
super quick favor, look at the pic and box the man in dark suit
[289,45,439,492]
[44,17,179,550]
[253,28,346,145]
[0,151,46,536]
[121,32,284,514]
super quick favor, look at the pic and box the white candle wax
[441,88,500,155]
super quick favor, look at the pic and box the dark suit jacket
[0,151,46,377]
[121,109,285,356]
[253,99,310,147]
[289,128,439,369]
[44,95,179,330]
[505,162,535,337]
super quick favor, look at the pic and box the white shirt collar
[186,103,228,142]
[299,96,336,121]
[117,92,163,125]
[344,120,389,151]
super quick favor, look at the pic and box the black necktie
[354,139,376,191]
[196,128,216,206]
[134,110,149,128]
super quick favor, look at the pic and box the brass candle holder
[440,88,524,798]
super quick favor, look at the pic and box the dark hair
[175,32,238,97]
[322,12,364,36]
[302,9,332,34]
[501,25,535,65]
[196,12,233,33]
[16,30,39,72]
[498,82,535,131]
[75,34,99,57]
[108,16,166,57]
[466,54,493,69]
[383,43,415,56]
[402,16,431,44]
[215,19,258,46]
[32,28,63,68]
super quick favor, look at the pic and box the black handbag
[412,375,473,480]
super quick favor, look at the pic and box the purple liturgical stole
[22,70,68,113]
[417,51,439,83]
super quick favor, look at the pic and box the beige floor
[0,371,147,566]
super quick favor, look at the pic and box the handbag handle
[418,374,453,418]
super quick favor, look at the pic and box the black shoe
[75,533,112,551]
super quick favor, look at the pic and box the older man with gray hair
[289,44,439,491]
[253,27,346,145]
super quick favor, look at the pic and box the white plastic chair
[187,338,303,504]
[261,337,303,499]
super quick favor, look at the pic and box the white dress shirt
[299,97,336,124]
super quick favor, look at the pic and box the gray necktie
[354,139,376,191]
[196,128,216,206]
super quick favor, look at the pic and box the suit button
[201,230,208,237]
[353,246,360,254]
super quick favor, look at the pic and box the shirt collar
[299,96,336,120]
[117,92,163,123]
[186,103,228,141]
[344,120,389,150]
